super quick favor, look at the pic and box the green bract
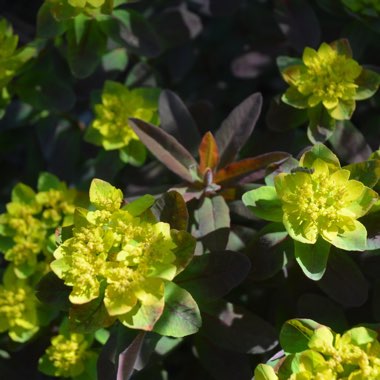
[0,173,80,278]
[0,266,40,342]
[243,144,379,279]
[51,179,196,332]
[0,19,35,116]
[255,319,380,380]
[45,0,113,21]
[278,39,380,120]
[343,0,380,16]
[85,81,160,165]
[38,331,96,378]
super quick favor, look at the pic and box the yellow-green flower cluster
[0,173,80,278]
[255,324,380,380]
[46,0,113,21]
[243,144,378,252]
[0,19,35,114]
[38,331,95,378]
[0,266,40,342]
[51,179,194,330]
[343,0,380,16]
[279,39,380,120]
[85,81,160,165]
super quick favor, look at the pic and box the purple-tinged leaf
[159,90,201,154]
[200,301,278,354]
[330,121,372,163]
[117,332,146,380]
[214,152,289,185]
[318,248,369,307]
[195,195,230,251]
[175,251,251,301]
[194,336,252,380]
[231,51,271,79]
[129,118,198,183]
[152,191,189,230]
[215,93,262,168]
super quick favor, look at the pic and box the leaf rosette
[51,179,197,334]
[278,39,380,120]
[85,81,160,165]
[243,144,379,279]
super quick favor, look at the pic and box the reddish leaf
[129,118,198,182]
[215,92,262,168]
[159,90,201,154]
[198,131,220,173]
[214,152,289,185]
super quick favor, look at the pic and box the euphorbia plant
[243,144,379,280]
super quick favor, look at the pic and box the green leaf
[327,220,367,251]
[36,3,67,38]
[101,48,128,72]
[67,15,107,78]
[276,56,303,72]
[151,191,189,231]
[119,140,147,166]
[129,118,198,183]
[307,105,336,143]
[123,194,155,217]
[254,364,278,380]
[343,160,380,188]
[242,186,283,222]
[11,183,36,204]
[37,172,63,191]
[355,68,380,100]
[329,98,355,120]
[195,195,231,252]
[215,92,262,168]
[282,87,309,109]
[318,248,369,307]
[171,230,196,276]
[175,251,251,301]
[279,319,320,353]
[153,282,201,337]
[294,238,331,281]
[361,212,380,250]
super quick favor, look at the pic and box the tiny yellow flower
[274,154,378,250]
[38,332,92,378]
[0,266,39,342]
[279,40,380,120]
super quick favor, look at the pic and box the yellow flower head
[274,148,378,250]
[279,40,380,120]
[0,173,80,278]
[0,266,39,342]
[39,332,92,378]
[85,81,160,164]
[51,179,195,330]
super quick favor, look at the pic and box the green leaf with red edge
[195,195,231,252]
[330,38,352,57]
[214,152,289,185]
[129,118,199,183]
[153,282,201,338]
[175,251,251,301]
[199,300,278,354]
[355,68,380,100]
[151,191,189,230]
[343,160,380,188]
[198,131,219,173]
[159,90,201,155]
[215,92,262,168]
